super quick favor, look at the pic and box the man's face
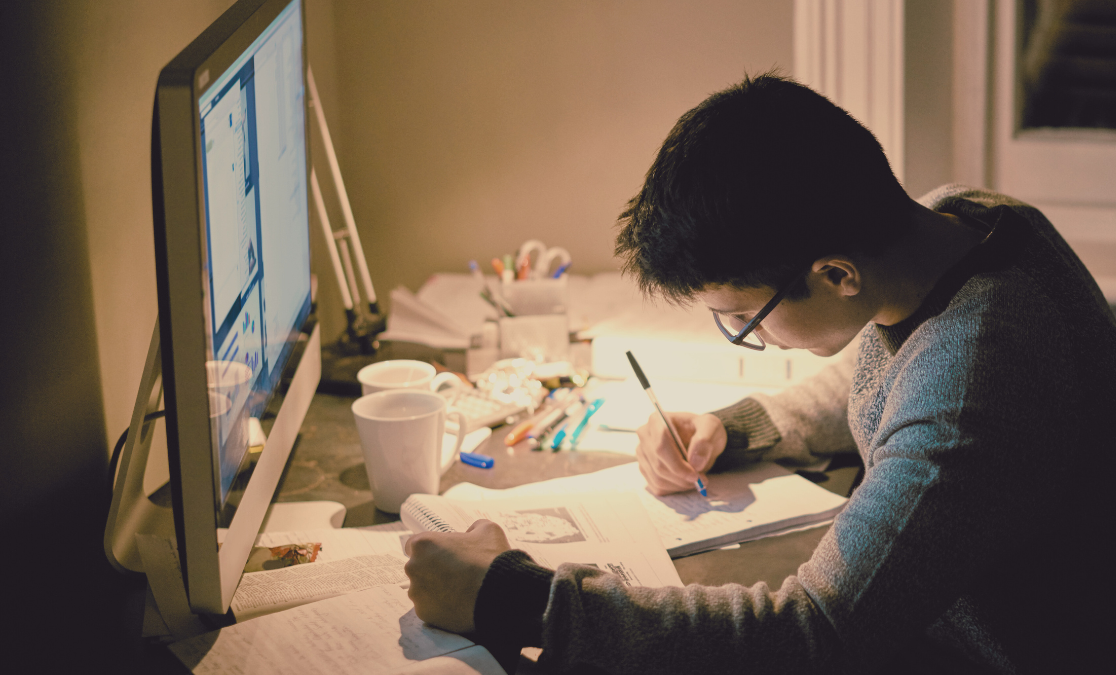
[696,276,867,357]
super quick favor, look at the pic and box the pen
[625,351,708,497]
[552,262,571,278]
[568,398,605,450]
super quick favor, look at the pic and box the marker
[459,452,494,469]
[625,351,707,497]
[549,420,570,451]
[528,396,584,449]
[504,396,562,445]
[526,406,569,443]
[548,398,586,451]
[568,398,605,450]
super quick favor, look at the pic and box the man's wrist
[711,397,781,469]
[473,549,554,650]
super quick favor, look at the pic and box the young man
[404,74,1114,673]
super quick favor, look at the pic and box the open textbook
[229,524,413,622]
[400,491,683,588]
[441,461,849,558]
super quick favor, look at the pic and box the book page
[231,553,410,621]
[171,585,504,675]
[402,492,683,588]
[255,526,410,562]
[443,461,848,556]
[231,529,414,621]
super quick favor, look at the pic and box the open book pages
[170,585,505,675]
[401,491,683,589]
[229,526,412,622]
[442,461,849,558]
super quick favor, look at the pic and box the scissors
[516,239,571,280]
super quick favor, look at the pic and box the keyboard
[440,386,542,431]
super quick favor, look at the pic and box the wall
[904,0,955,199]
[317,0,794,340]
[0,2,121,668]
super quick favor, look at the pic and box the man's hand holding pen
[635,411,727,496]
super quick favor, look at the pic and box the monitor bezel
[152,0,313,614]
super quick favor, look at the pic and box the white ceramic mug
[357,359,462,396]
[352,390,467,513]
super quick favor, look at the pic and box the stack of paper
[170,585,506,675]
[378,286,474,349]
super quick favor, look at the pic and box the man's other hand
[635,412,727,495]
[403,519,511,634]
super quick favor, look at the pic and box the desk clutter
[152,240,859,673]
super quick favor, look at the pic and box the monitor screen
[140,0,321,614]
[197,0,311,505]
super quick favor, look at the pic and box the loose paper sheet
[171,585,504,675]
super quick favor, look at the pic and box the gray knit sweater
[473,186,1115,674]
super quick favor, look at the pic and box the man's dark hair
[615,73,912,303]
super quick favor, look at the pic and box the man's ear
[812,256,862,297]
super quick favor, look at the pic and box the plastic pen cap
[460,452,494,469]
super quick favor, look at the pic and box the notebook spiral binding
[407,502,455,533]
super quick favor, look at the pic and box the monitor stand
[105,319,344,575]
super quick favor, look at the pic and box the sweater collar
[874,202,1030,355]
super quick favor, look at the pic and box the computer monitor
[105,0,320,615]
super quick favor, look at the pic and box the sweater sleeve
[711,332,859,470]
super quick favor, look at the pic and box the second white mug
[357,359,461,396]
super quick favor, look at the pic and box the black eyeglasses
[712,267,811,350]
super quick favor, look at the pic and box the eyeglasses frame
[712,266,813,350]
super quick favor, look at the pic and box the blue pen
[552,262,571,278]
[568,398,605,450]
[625,351,708,497]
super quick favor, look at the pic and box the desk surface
[275,386,858,591]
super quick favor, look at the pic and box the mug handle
[442,411,468,473]
[430,371,464,394]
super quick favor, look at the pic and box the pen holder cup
[501,276,568,317]
[499,314,569,362]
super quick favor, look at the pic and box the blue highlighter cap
[460,451,495,469]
